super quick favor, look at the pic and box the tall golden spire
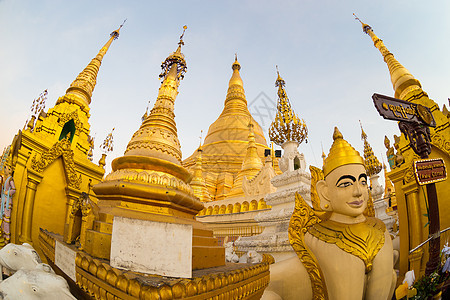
[221,54,247,115]
[65,22,124,106]
[269,67,308,146]
[122,26,188,165]
[354,14,423,100]
[360,121,382,176]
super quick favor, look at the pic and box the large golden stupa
[183,56,272,201]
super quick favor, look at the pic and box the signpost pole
[424,182,440,276]
[372,93,443,276]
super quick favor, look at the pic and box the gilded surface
[431,131,450,156]
[289,192,328,300]
[360,124,382,176]
[364,193,376,218]
[182,57,269,181]
[355,16,422,99]
[104,169,194,195]
[322,128,364,177]
[309,165,330,221]
[269,70,308,146]
[123,42,185,164]
[57,110,83,132]
[31,137,82,189]
[66,27,121,105]
[308,217,386,273]
[39,229,269,300]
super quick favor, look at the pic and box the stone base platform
[39,229,270,300]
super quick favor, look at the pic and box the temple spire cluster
[269,67,308,146]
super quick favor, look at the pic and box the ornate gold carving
[289,192,328,300]
[31,138,82,189]
[39,229,270,300]
[269,69,308,146]
[58,110,83,132]
[308,217,386,273]
[104,169,194,195]
[125,141,182,161]
[431,131,450,156]
[309,165,330,221]
[70,192,94,219]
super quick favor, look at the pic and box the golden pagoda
[190,58,280,245]
[84,28,224,270]
[31,28,270,299]
[183,56,271,201]
[357,16,450,279]
[7,25,122,253]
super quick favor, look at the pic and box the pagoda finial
[199,130,203,149]
[228,54,243,88]
[269,68,307,146]
[232,53,241,71]
[353,13,372,34]
[159,26,187,82]
[355,15,423,100]
[179,25,187,47]
[65,23,123,105]
[359,121,382,176]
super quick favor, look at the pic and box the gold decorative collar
[308,217,386,273]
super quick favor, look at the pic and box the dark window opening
[59,119,76,142]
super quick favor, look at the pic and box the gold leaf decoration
[288,192,328,300]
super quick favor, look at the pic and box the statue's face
[321,164,369,218]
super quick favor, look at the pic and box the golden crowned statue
[263,127,396,300]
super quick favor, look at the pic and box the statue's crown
[323,127,364,177]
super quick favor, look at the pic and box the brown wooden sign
[414,158,447,185]
[372,93,436,127]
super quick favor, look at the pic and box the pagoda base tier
[39,230,269,300]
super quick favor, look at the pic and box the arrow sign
[372,93,436,127]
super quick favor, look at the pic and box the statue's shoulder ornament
[308,217,386,273]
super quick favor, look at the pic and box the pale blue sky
[1,0,449,176]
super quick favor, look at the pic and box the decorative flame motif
[100,128,114,153]
[269,67,308,146]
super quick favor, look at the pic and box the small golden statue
[263,127,396,300]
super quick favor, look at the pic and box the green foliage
[411,272,441,299]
